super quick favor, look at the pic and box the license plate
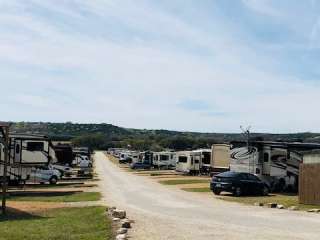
[216,183,221,187]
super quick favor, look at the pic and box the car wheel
[234,187,242,197]
[49,176,58,185]
[262,186,269,196]
[213,190,221,195]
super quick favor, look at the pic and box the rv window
[15,144,20,154]
[160,155,169,161]
[178,156,187,163]
[263,153,269,163]
[27,142,44,151]
[195,159,199,164]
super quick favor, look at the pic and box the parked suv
[210,171,269,197]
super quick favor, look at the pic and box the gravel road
[95,152,320,240]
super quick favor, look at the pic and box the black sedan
[210,171,269,197]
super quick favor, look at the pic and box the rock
[267,203,277,208]
[307,209,320,213]
[254,202,264,207]
[288,206,299,211]
[112,210,126,219]
[117,228,128,234]
[121,219,131,228]
[112,218,120,222]
[277,204,285,209]
[116,234,127,240]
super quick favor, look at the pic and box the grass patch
[7,192,101,202]
[0,207,113,240]
[159,179,210,185]
[182,187,211,192]
[218,193,320,210]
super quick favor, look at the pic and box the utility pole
[240,125,251,173]
[1,123,10,215]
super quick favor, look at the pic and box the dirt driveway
[95,152,320,240]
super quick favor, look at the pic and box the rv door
[14,140,21,163]
[193,155,200,171]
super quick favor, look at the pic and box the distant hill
[7,122,320,150]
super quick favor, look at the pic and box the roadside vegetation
[182,187,211,192]
[7,192,101,202]
[0,207,113,240]
[11,122,320,151]
[1,180,112,240]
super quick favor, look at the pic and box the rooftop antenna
[240,125,252,173]
[240,125,251,150]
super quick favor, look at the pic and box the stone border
[106,206,134,239]
[254,202,320,212]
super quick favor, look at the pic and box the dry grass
[217,193,320,210]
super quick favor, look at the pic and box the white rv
[153,152,176,169]
[230,141,320,191]
[192,149,211,174]
[0,134,59,184]
[128,151,140,163]
[175,151,200,174]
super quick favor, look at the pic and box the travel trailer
[127,151,140,163]
[230,141,320,191]
[192,149,211,174]
[140,151,153,165]
[119,151,131,163]
[175,151,200,174]
[153,151,176,169]
[211,144,230,171]
[0,134,59,184]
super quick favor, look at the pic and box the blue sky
[0,0,320,133]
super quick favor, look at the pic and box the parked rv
[128,151,140,163]
[175,151,200,175]
[153,151,176,169]
[192,149,211,174]
[0,134,57,184]
[230,141,320,191]
[140,151,153,165]
[119,151,131,164]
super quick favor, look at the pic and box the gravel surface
[95,152,320,240]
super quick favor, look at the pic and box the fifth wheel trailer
[153,151,176,169]
[175,151,203,174]
[0,134,57,184]
[230,141,320,191]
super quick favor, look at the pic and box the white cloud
[0,0,319,133]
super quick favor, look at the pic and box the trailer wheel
[49,176,58,185]
[234,187,242,197]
